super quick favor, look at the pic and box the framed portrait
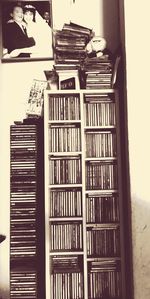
[0,0,53,62]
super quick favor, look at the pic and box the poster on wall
[1,0,53,61]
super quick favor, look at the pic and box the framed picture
[1,0,53,62]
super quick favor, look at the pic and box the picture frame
[0,0,53,62]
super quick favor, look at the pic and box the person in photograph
[43,11,51,26]
[23,5,53,57]
[3,3,35,58]
[5,4,53,58]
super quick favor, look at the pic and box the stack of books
[50,221,83,251]
[10,124,38,261]
[84,56,113,89]
[88,260,121,299]
[86,194,119,223]
[10,123,38,298]
[50,189,82,218]
[54,64,80,89]
[51,256,84,299]
[48,93,80,121]
[54,22,93,65]
[86,224,120,257]
[10,268,37,299]
[49,155,82,185]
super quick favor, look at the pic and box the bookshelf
[44,89,126,299]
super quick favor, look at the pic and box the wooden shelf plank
[49,151,82,156]
[85,157,117,162]
[49,184,82,188]
[85,189,118,195]
[87,257,121,262]
[49,217,83,222]
[50,251,84,256]
[84,126,116,130]
[48,120,81,124]
[86,223,119,229]
[45,89,115,95]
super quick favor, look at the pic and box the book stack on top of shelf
[84,56,113,89]
[54,22,93,65]
[54,64,80,89]
[10,119,44,299]
[44,89,125,299]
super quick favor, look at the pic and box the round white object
[86,36,107,54]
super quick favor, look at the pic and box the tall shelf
[10,120,45,299]
[44,89,126,299]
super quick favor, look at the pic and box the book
[88,260,121,299]
[26,79,47,118]
[60,77,76,90]
[84,56,113,89]
[54,22,94,65]
[50,189,82,218]
[48,94,80,121]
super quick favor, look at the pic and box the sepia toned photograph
[1,0,53,60]
[2,0,147,299]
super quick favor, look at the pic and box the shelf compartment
[88,259,121,299]
[87,225,120,258]
[50,255,84,299]
[85,161,118,191]
[48,93,81,121]
[84,96,116,127]
[49,188,82,218]
[49,156,82,185]
[50,221,83,252]
[86,193,120,224]
[85,129,117,158]
[48,123,81,153]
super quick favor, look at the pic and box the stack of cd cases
[10,119,44,299]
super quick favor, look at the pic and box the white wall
[0,60,54,299]
[0,1,120,298]
[124,1,150,298]
[53,0,120,52]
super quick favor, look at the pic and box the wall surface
[0,1,120,298]
[0,60,54,299]
[124,1,150,298]
[53,0,120,52]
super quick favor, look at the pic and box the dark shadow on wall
[114,0,134,299]
[102,0,134,298]
[102,0,120,53]
[128,196,150,297]
[0,239,9,299]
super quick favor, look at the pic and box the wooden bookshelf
[44,89,126,299]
